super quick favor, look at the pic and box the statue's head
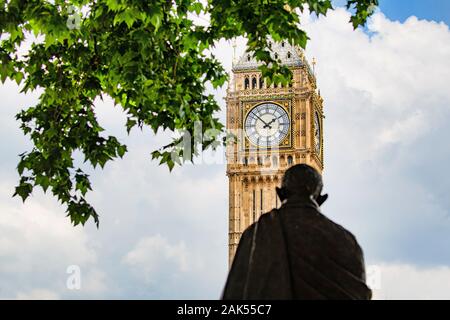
[276,164,328,206]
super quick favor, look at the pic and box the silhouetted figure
[222,164,371,300]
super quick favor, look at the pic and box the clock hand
[265,114,285,128]
[263,117,277,128]
[255,114,269,126]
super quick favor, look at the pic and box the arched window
[252,77,257,89]
[287,155,293,166]
[272,155,278,167]
[257,157,263,165]
[247,54,251,61]
[244,77,250,89]
[274,53,278,60]
[287,51,291,59]
[281,41,285,47]
[243,157,248,166]
[259,77,264,89]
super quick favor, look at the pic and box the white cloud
[377,110,428,147]
[121,234,218,299]
[123,234,191,279]
[81,268,109,295]
[371,264,450,300]
[0,183,96,274]
[0,181,110,298]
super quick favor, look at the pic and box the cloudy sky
[1,1,450,299]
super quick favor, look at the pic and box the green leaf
[117,144,127,158]
[13,181,33,202]
[150,13,162,32]
[14,72,24,85]
[189,2,203,15]
[75,173,92,196]
[106,0,122,11]
[126,118,137,133]
[35,175,50,193]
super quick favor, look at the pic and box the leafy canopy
[0,0,378,226]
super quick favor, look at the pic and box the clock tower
[226,40,324,265]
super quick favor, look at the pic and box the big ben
[226,40,324,265]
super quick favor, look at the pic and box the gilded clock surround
[242,99,293,150]
[226,41,324,265]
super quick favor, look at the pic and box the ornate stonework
[226,41,324,265]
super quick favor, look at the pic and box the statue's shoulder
[319,214,362,250]
[259,209,279,223]
[283,204,362,250]
[242,209,279,236]
[255,209,282,233]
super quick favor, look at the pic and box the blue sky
[0,2,450,300]
[334,0,450,25]
[378,0,450,25]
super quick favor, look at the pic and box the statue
[222,164,372,300]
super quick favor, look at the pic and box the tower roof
[233,40,305,71]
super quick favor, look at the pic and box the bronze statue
[222,164,372,300]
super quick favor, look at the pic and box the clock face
[314,111,321,154]
[244,103,290,147]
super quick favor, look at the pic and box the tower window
[252,77,257,89]
[272,155,278,167]
[287,52,291,59]
[259,77,264,89]
[281,41,285,47]
[247,54,251,61]
[287,155,293,166]
[274,53,278,60]
[244,78,250,89]
[257,157,262,165]
[243,157,248,166]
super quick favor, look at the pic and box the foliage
[0,0,378,226]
